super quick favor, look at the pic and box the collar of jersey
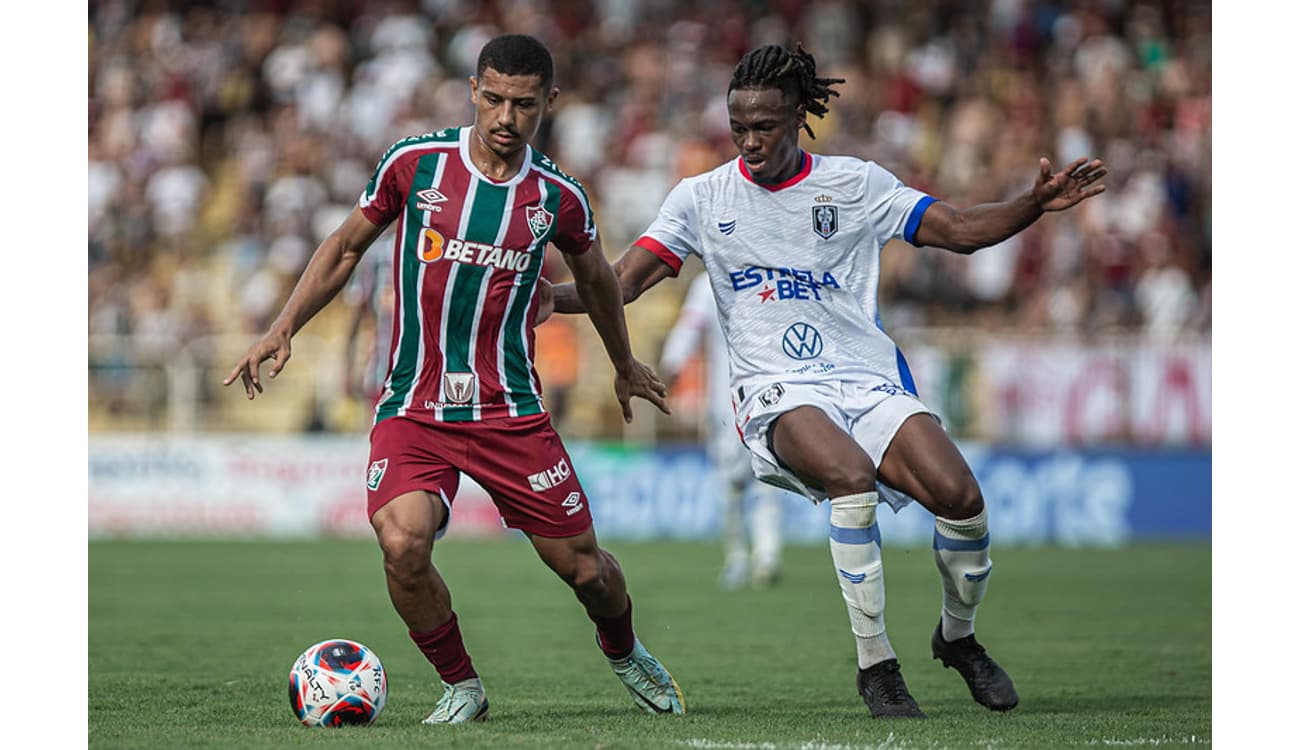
[736,150,812,191]
[458,126,535,187]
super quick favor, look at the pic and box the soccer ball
[288,638,387,727]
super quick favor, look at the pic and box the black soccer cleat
[930,622,1019,711]
[856,658,926,718]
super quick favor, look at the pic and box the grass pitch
[88,538,1210,748]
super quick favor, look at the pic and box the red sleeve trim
[359,202,389,226]
[633,236,683,276]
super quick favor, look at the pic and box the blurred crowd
[88,0,1211,433]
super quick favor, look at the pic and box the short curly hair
[477,34,554,90]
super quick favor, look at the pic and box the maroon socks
[410,612,478,684]
[588,595,636,660]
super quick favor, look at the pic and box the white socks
[933,508,992,642]
[829,494,995,662]
[829,492,895,668]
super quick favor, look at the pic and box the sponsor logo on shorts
[367,459,388,491]
[782,322,823,360]
[562,491,584,516]
[718,219,736,235]
[758,383,785,407]
[443,372,476,404]
[528,457,571,492]
[870,382,909,397]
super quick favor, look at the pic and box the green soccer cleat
[422,678,489,724]
[608,639,686,714]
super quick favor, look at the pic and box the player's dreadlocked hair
[728,43,844,139]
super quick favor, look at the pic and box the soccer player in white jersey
[551,42,1106,718]
[659,271,787,589]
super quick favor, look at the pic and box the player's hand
[223,330,292,400]
[613,358,671,423]
[534,277,555,326]
[1033,157,1107,212]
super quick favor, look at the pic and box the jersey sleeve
[551,182,597,255]
[357,141,410,226]
[863,161,936,248]
[632,179,700,276]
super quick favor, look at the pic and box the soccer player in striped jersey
[550,42,1107,718]
[225,34,685,723]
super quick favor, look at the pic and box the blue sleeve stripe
[830,523,881,545]
[932,531,990,551]
[904,195,937,245]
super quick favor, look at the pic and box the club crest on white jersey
[812,205,838,239]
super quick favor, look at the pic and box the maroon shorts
[366,413,592,538]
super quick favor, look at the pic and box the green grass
[88,539,1210,748]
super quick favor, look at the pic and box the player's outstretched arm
[913,156,1106,254]
[224,207,386,400]
[552,245,675,314]
[561,238,671,422]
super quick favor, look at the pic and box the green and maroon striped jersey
[358,126,595,423]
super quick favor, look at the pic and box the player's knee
[932,473,984,520]
[568,552,609,597]
[375,525,431,584]
[818,461,876,499]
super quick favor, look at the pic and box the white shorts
[735,378,934,512]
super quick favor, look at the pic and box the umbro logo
[718,220,736,236]
[416,188,448,212]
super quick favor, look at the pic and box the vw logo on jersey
[782,322,823,360]
[812,205,838,239]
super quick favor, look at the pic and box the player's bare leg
[877,414,1018,711]
[529,528,685,714]
[770,406,923,718]
[371,491,487,723]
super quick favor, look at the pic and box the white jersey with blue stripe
[634,151,935,401]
